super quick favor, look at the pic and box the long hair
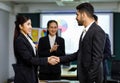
[14,15,30,43]
[13,15,30,53]
[46,20,58,36]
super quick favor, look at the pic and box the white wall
[0,2,16,82]
[0,9,9,83]
[8,14,16,78]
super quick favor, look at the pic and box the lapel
[79,22,96,47]
[20,33,35,56]
[82,22,96,41]
[46,36,51,49]
[79,31,84,43]
[55,36,58,44]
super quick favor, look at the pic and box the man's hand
[48,56,60,65]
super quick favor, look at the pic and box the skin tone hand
[35,44,38,49]
[51,56,60,63]
[48,56,60,65]
[50,44,59,52]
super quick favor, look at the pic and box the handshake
[48,56,60,65]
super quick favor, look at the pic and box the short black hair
[76,2,94,17]
[93,14,98,22]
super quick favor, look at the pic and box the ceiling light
[61,0,74,2]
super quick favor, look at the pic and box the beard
[77,20,83,26]
[78,22,83,26]
[76,19,83,26]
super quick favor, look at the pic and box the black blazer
[60,22,106,83]
[103,34,112,77]
[13,33,48,83]
[103,34,111,60]
[38,36,65,74]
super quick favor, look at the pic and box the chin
[78,24,83,26]
[28,32,31,35]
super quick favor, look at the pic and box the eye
[28,23,31,26]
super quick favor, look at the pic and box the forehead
[24,19,31,24]
[27,19,31,22]
[49,22,57,25]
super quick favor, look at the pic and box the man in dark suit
[93,14,112,83]
[51,2,106,83]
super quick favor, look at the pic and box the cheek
[48,29,51,32]
[54,28,58,32]
[25,27,31,34]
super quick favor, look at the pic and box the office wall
[0,9,9,83]
[8,14,16,78]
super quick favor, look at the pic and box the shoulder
[14,34,28,48]
[39,36,48,41]
[92,23,105,34]
[106,33,109,38]
[57,36,64,41]
[15,34,26,43]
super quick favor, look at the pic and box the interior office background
[0,1,120,83]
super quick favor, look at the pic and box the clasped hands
[48,56,60,65]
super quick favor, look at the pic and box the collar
[48,34,56,39]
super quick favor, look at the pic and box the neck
[49,34,56,37]
[20,30,27,37]
[84,18,94,27]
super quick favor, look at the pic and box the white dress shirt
[26,35,36,55]
[82,21,95,40]
[48,35,56,48]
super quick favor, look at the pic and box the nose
[30,25,32,29]
[76,17,77,20]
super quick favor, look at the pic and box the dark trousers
[39,73,61,80]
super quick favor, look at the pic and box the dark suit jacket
[13,33,48,83]
[103,34,112,78]
[60,22,106,83]
[38,35,65,79]
[103,34,111,60]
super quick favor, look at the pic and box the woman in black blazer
[38,20,65,80]
[13,15,55,83]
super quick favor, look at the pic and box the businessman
[51,2,106,83]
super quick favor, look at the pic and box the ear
[82,12,86,17]
[19,24,22,30]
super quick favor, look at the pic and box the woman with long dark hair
[38,20,65,80]
[13,15,56,83]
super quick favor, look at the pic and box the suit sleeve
[14,38,48,66]
[38,38,51,57]
[60,51,78,63]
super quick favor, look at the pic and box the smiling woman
[12,15,55,83]
[38,20,65,80]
